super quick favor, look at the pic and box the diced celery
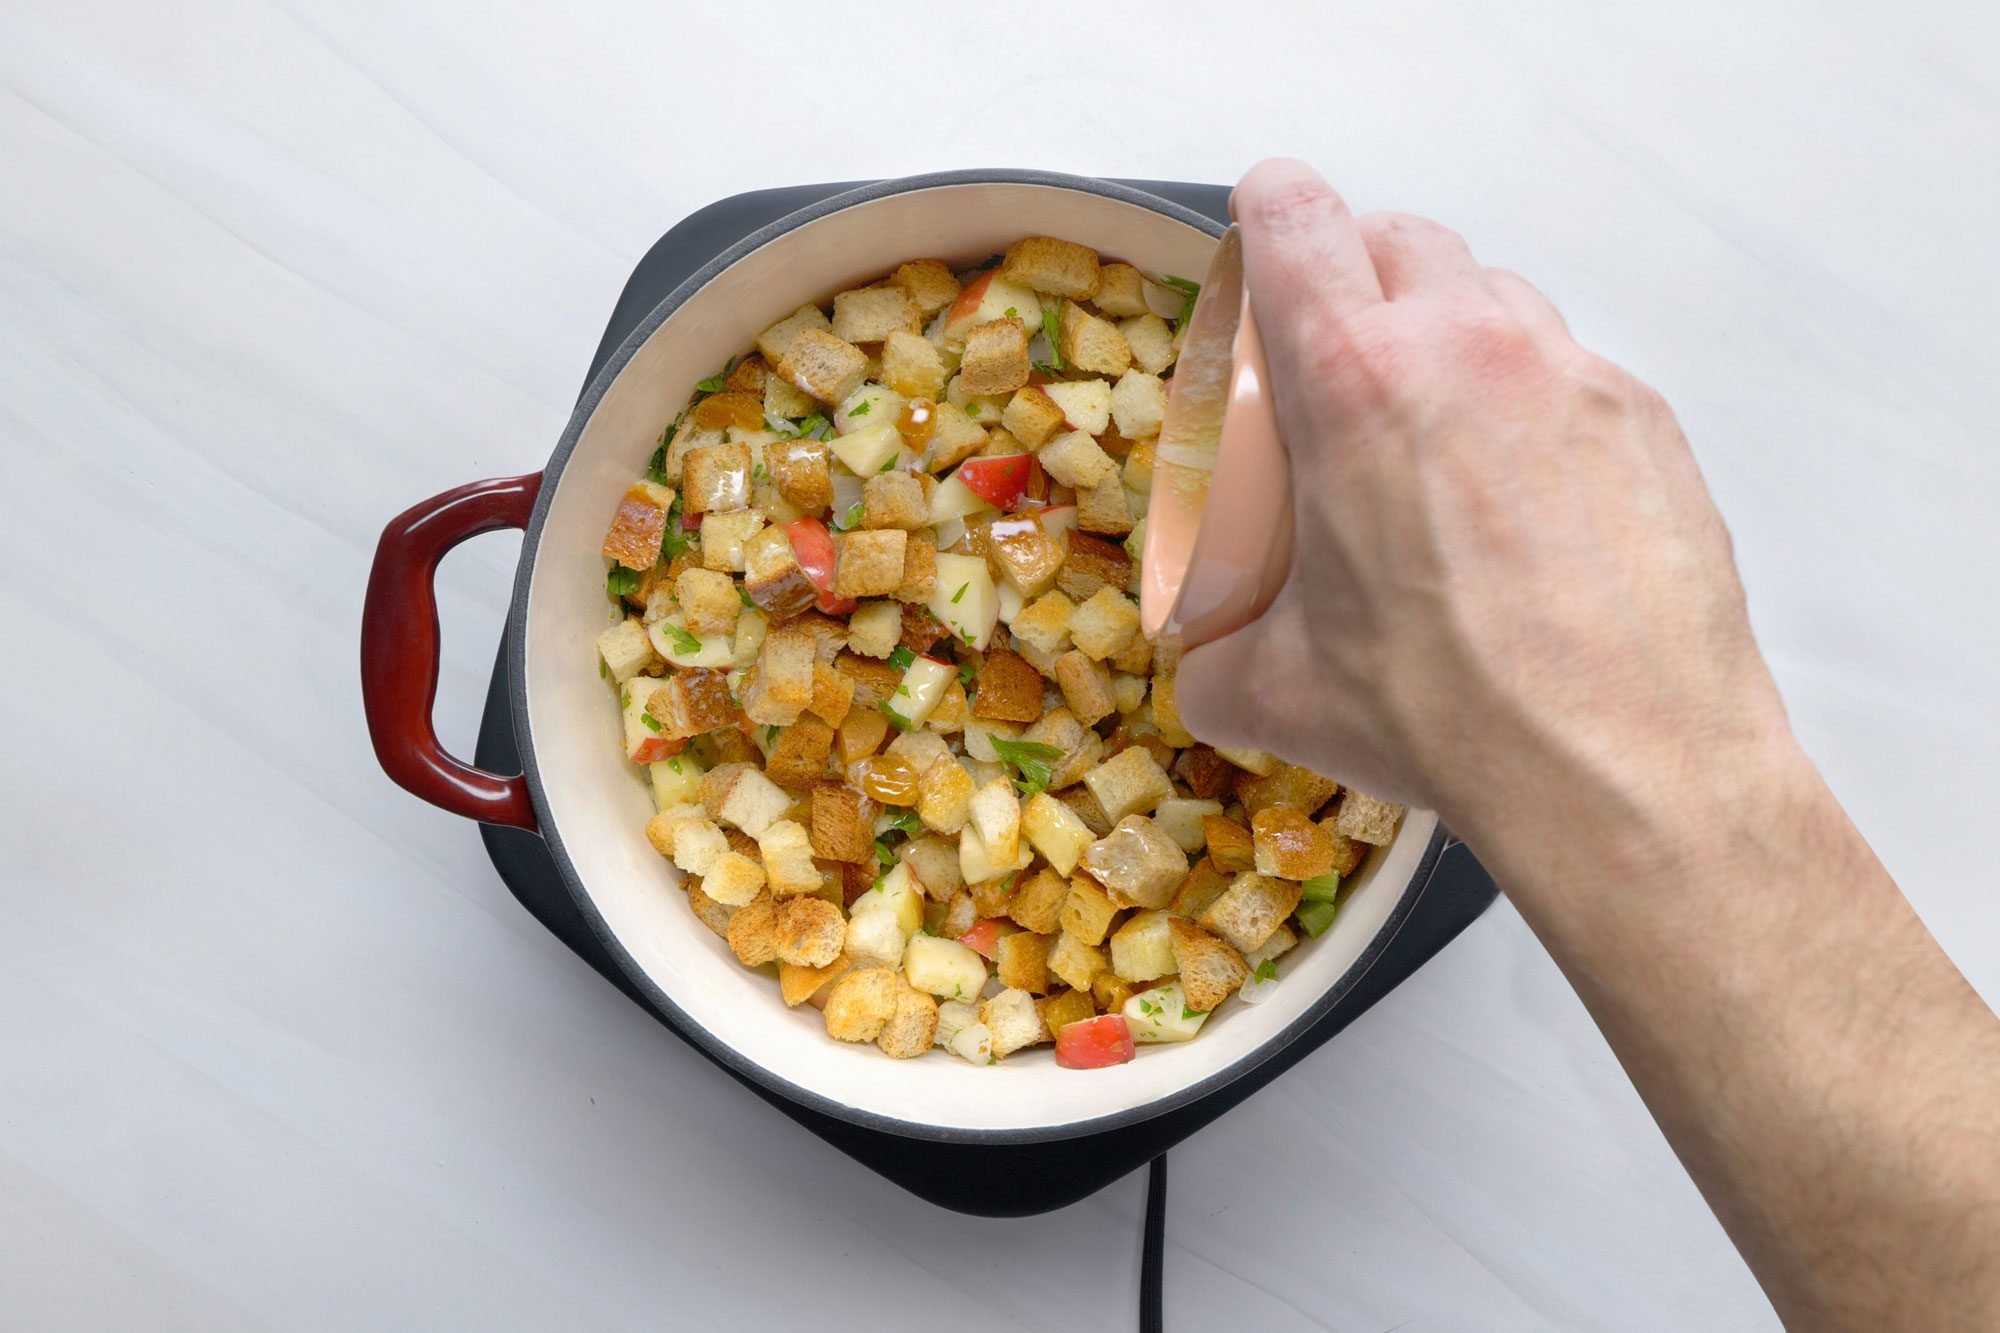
[1299,872,1341,903]
[1296,898,1340,938]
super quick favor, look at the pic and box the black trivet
[473,178,1500,1218]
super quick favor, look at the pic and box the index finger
[1231,158,1384,323]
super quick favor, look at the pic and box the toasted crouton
[880,329,948,399]
[645,803,703,860]
[1168,857,1232,921]
[1000,385,1067,449]
[723,354,770,395]
[1119,314,1176,375]
[725,891,780,965]
[1253,806,1337,879]
[666,812,729,878]
[774,896,846,967]
[810,781,878,863]
[1216,746,1279,776]
[1017,794,1089,881]
[1169,919,1249,1012]
[800,662,853,728]
[995,931,1053,994]
[686,878,735,938]
[823,967,900,1042]
[765,437,833,513]
[834,650,902,707]
[1110,370,1168,440]
[968,779,1022,862]
[858,471,927,532]
[1198,872,1303,954]
[1010,591,1075,658]
[756,303,832,364]
[602,481,675,569]
[925,679,968,733]
[1043,380,1113,436]
[890,259,962,317]
[1001,236,1102,299]
[1110,635,1154,681]
[957,317,1031,396]
[1093,263,1151,317]
[779,955,853,1007]
[987,520,1064,599]
[895,533,937,602]
[764,716,835,788]
[1037,429,1116,489]
[969,648,1044,723]
[833,529,907,598]
[779,327,869,404]
[1083,745,1174,824]
[1321,824,1368,877]
[680,442,752,515]
[1047,931,1108,991]
[1055,532,1132,603]
[699,509,765,573]
[1075,471,1134,537]
[937,889,979,940]
[876,983,940,1058]
[1054,650,1117,726]
[674,568,741,637]
[832,286,919,343]
[1081,816,1187,910]
[1069,586,1140,661]
[741,526,814,618]
[740,626,814,728]
[764,370,817,421]
[1173,745,1236,800]
[1038,987,1097,1037]
[1060,784,1114,838]
[981,987,1047,1058]
[597,617,659,683]
[1334,791,1405,845]
[708,766,791,839]
[997,866,1062,935]
[1235,763,1341,820]
[1153,797,1222,852]
[1059,872,1119,946]
[1204,815,1256,873]
[1058,300,1132,376]
[1024,707,1102,791]
[842,599,902,659]
[754,819,822,898]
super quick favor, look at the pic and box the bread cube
[1154,797,1223,852]
[834,649,902,706]
[823,967,901,1042]
[1081,816,1187,909]
[833,529,907,598]
[1093,263,1151,317]
[1334,791,1405,845]
[1001,236,1101,299]
[877,983,940,1059]
[1069,586,1140,660]
[764,716,834,788]
[779,955,854,1008]
[760,438,830,515]
[996,931,1053,994]
[1038,987,1098,1038]
[772,896,844,968]
[899,830,964,900]
[810,781,878,863]
[1022,792,1093,877]
[1169,918,1249,1013]
[1233,763,1339,820]
[957,317,1031,396]
[1047,932,1108,992]
[894,534,937,603]
[857,471,927,532]
[807,661,855,728]
[685,878,736,939]
[740,626,814,727]
[1059,783,1114,838]
[880,329,948,399]
[1216,746,1279,776]
[1320,824,1368,877]
[843,909,905,970]
[702,849,768,907]
[1053,650,1116,726]
[1053,531,1129,603]
[890,259,962,318]
[886,727,952,775]
[756,303,832,364]
[1252,806,1337,879]
[1204,814,1256,873]
[1092,971,1137,1014]
[967,779,1022,862]
[1037,429,1116,489]
[1000,385,1066,449]
[597,617,659,683]
[1171,745,1234,801]
[832,286,919,343]
[924,400,989,471]
[937,890,979,941]
[844,599,903,658]
[1082,745,1173,824]
[963,648,1039,724]
[754,819,822,898]
[1058,300,1132,376]
[779,327,869,404]
[726,891,780,965]
[1075,471,1134,536]
[713,765,793,837]
[673,568,741,637]
[1109,909,1175,983]
[1110,370,1168,440]
[1010,591,1075,658]
[602,481,675,569]
[1060,872,1120,946]
[996,866,1061,935]
[987,519,1064,598]
[644,802,703,860]
[1044,380,1113,436]
[698,509,765,573]
[1198,872,1303,954]
[981,986,1048,1058]
[764,371,818,422]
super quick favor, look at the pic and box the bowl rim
[504,167,1445,1143]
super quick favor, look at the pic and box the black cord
[1140,1153,1167,1333]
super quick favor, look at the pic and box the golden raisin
[896,397,938,449]
[853,754,921,806]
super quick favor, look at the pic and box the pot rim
[505,168,1446,1143]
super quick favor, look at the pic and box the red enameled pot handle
[361,473,543,830]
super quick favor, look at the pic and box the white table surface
[4,1,1996,1328]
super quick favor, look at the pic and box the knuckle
[1239,166,1350,231]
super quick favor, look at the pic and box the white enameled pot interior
[521,180,1438,1134]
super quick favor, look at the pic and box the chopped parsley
[640,712,662,733]
[874,839,898,868]
[765,724,780,744]
[606,566,642,597]
[879,455,898,472]
[1182,1004,1208,1021]
[782,413,833,440]
[660,495,695,561]
[886,809,923,836]
[834,502,865,531]
[973,254,1003,271]
[737,584,754,608]
[1137,997,1160,1017]
[696,372,727,393]
[660,622,703,656]
[1003,306,1018,318]
[849,399,872,417]
[598,658,609,679]
[1040,306,1065,370]
[895,684,910,697]
[1000,871,1018,892]
[888,645,916,670]
[1253,958,1278,983]
[950,582,969,604]
[667,756,684,774]
[957,660,977,688]
[879,700,914,732]
[1159,274,1200,331]
[988,736,1064,796]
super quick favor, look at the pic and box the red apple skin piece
[1055,1014,1137,1070]
[956,454,1033,511]
[629,734,687,765]
[942,271,995,342]
[958,917,1016,960]
[784,516,859,615]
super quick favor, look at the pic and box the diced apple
[934,998,981,1048]
[850,863,924,935]
[928,552,999,650]
[927,472,995,527]
[648,751,707,809]
[903,933,990,1001]
[622,678,674,762]
[948,1021,994,1064]
[835,382,905,436]
[1124,981,1210,1043]
[958,917,1020,960]
[884,655,955,731]
[1022,792,1094,876]
[958,821,1032,886]
[829,420,904,477]
[1153,797,1223,852]
[996,580,1026,623]
[941,272,1043,349]
[1044,380,1112,435]
[1038,504,1078,546]
[647,613,734,668]
[843,908,907,968]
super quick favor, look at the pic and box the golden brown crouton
[674,567,742,636]
[925,404,989,473]
[702,850,768,907]
[822,967,900,1042]
[724,354,769,395]
[790,610,851,663]
[766,437,834,513]
[1058,300,1132,376]
[725,891,781,966]
[1252,806,1337,880]
[1092,971,1137,1015]
[601,482,674,570]
[996,931,1053,994]
[1236,763,1342,820]
[1148,670,1196,748]
[1037,430,1117,489]
[1083,745,1174,824]
[597,617,659,684]
[699,509,765,573]
[1047,932,1108,992]
[880,329,948,399]
[756,819,822,898]
[982,987,1048,1058]
[938,889,979,940]
[765,372,817,422]
[686,878,735,939]
[779,955,853,1007]
[764,715,835,788]
[808,661,855,727]
[774,896,846,967]
[916,756,976,834]
[1168,857,1232,921]
[925,679,969,733]
[957,317,1031,396]
[1119,313,1176,375]
[899,602,950,657]
[876,983,940,1058]
[1059,872,1119,946]
[1069,586,1140,661]
[1092,263,1151,317]
[742,625,815,727]
[890,259,961,317]
[1081,816,1187,910]
[833,649,902,707]
[1204,814,1257,873]
[1321,824,1368,877]
[1108,909,1175,982]
[1007,867,1071,934]
[859,471,927,532]
[843,600,903,658]
[741,526,814,619]
[833,529,908,598]
[1000,385,1067,449]
[1173,745,1236,801]
[969,648,1044,723]
[1169,919,1249,1013]
[1010,590,1075,657]
[680,442,752,515]
[1056,532,1133,603]
[899,831,964,900]
[1001,236,1101,298]
[1054,650,1117,726]
[1023,708,1103,792]
[968,873,1014,920]
[895,533,937,602]
[1060,785,1114,838]
[756,303,831,364]
[1075,471,1134,537]
[1198,872,1303,954]
[1334,790,1405,845]
[810,781,878,863]
[831,286,919,343]
[779,327,869,404]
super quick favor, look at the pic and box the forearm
[1457,737,2000,1329]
